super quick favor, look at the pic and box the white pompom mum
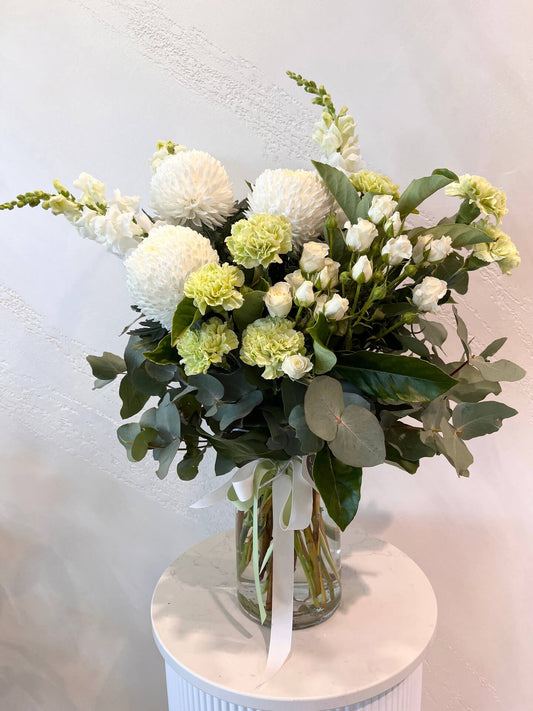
[125,224,219,330]
[150,150,235,229]
[248,169,334,248]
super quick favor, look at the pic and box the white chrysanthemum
[150,150,235,229]
[125,224,219,329]
[248,169,334,248]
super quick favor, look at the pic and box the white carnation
[150,151,235,229]
[248,169,334,247]
[125,224,219,329]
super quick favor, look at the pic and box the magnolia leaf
[312,161,360,223]
[355,191,375,219]
[232,290,265,332]
[131,426,158,462]
[304,376,344,441]
[208,431,283,466]
[452,401,517,440]
[473,358,526,382]
[334,351,457,403]
[396,169,457,219]
[479,337,507,360]
[288,404,323,454]
[153,439,181,480]
[171,297,201,345]
[144,334,180,366]
[119,376,150,418]
[87,352,126,381]
[329,404,386,467]
[313,448,362,531]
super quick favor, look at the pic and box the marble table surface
[151,528,437,711]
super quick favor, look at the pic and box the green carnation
[176,318,239,375]
[226,213,292,268]
[445,174,507,222]
[184,262,245,314]
[349,170,400,199]
[240,316,305,379]
[473,220,520,274]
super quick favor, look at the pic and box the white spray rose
[428,235,453,263]
[368,194,398,224]
[384,211,402,237]
[294,280,315,307]
[344,218,378,252]
[412,277,447,313]
[412,234,433,264]
[281,354,313,380]
[300,242,329,273]
[352,255,373,283]
[317,258,340,289]
[314,293,329,317]
[264,282,293,318]
[381,235,413,266]
[285,269,306,293]
[323,293,350,321]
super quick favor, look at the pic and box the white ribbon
[192,456,315,678]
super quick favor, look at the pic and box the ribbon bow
[192,456,315,677]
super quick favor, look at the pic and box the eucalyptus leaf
[155,392,181,441]
[144,360,177,382]
[304,376,344,441]
[386,426,435,461]
[396,169,457,219]
[131,426,158,462]
[419,319,447,348]
[312,161,360,223]
[208,431,284,466]
[334,351,457,403]
[188,373,224,414]
[215,389,263,430]
[452,306,469,358]
[385,444,419,474]
[119,376,150,419]
[452,401,517,440]
[473,358,526,382]
[313,448,362,531]
[124,335,146,374]
[432,419,473,477]
[177,447,204,481]
[153,439,181,480]
[215,453,235,476]
[329,404,386,467]
[288,404,323,454]
[117,422,141,462]
[87,352,126,381]
[479,337,507,360]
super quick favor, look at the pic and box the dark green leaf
[188,373,224,415]
[119,376,150,418]
[397,169,457,219]
[414,222,494,248]
[232,290,265,332]
[171,297,201,345]
[208,431,283,466]
[312,161,360,223]
[386,426,435,461]
[215,453,235,476]
[355,191,375,219]
[144,360,177,382]
[281,378,306,418]
[385,444,419,474]
[334,351,457,403]
[455,199,480,225]
[144,334,180,366]
[447,270,469,295]
[87,352,126,381]
[177,448,204,481]
[307,313,337,374]
[131,427,158,461]
[313,448,362,531]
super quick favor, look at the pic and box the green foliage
[232,290,265,332]
[397,169,458,218]
[119,376,150,418]
[87,352,126,382]
[171,297,201,345]
[312,161,360,223]
[307,312,337,374]
[452,401,517,440]
[144,334,180,366]
[313,448,362,530]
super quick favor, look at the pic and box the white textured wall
[1,2,532,709]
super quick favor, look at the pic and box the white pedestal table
[151,529,437,711]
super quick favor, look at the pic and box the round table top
[151,528,437,711]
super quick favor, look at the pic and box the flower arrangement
[2,71,525,667]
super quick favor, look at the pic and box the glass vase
[235,484,341,629]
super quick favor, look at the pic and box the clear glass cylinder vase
[235,484,341,629]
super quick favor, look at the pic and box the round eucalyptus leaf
[329,404,386,467]
[304,376,344,441]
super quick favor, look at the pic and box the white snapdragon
[317,258,340,290]
[344,218,378,252]
[285,269,306,293]
[73,172,107,207]
[368,194,398,224]
[381,235,413,266]
[281,354,313,380]
[384,211,402,237]
[264,282,293,318]
[323,294,350,321]
[412,277,447,313]
[74,203,144,256]
[312,119,343,157]
[300,242,329,273]
[294,280,315,307]
[412,234,433,264]
[428,235,453,263]
[352,255,373,283]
